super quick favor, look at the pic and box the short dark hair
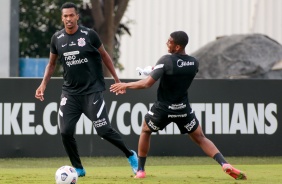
[170,31,189,47]
[60,2,78,13]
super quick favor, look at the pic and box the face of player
[61,8,79,32]
[166,37,180,54]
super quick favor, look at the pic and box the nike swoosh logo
[62,44,67,47]
[93,100,99,104]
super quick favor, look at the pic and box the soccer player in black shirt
[110,31,247,180]
[35,2,137,177]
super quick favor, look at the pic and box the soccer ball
[55,165,78,184]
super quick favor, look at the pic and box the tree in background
[80,0,131,76]
[19,0,81,58]
[19,0,131,76]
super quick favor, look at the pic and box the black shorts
[144,101,199,134]
[58,91,112,135]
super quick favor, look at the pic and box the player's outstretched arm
[98,44,126,94]
[35,53,58,101]
[98,45,120,82]
[110,76,156,95]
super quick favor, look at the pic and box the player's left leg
[83,92,138,174]
[98,124,138,174]
[188,125,220,158]
[188,122,247,180]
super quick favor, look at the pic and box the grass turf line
[0,157,282,184]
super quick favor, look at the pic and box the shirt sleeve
[89,29,102,49]
[50,34,57,54]
[150,55,171,81]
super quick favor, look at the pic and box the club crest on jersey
[77,38,86,47]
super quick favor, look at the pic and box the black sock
[138,156,147,171]
[213,152,228,166]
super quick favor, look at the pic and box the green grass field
[0,156,282,184]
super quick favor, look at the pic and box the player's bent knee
[142,128,152,135]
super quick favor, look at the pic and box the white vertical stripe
[97,100,105,118]
[59,109,63,117]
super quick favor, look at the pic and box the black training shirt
[150,54,199,104]
[50,26,105,95]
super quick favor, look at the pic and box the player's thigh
[59,94,82,134]
[176,113,199,134]
[83,92,112,135]
[144,104,170,132]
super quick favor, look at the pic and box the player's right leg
[134,104,168,179]
[134,121,152,178]
[59,94,85,177]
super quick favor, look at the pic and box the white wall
[0,0,11,77]
[117,0,282,79]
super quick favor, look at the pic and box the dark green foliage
[20,0,131,76]
[19,0,82,58]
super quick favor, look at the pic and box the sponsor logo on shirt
[177,59,195,67]
[69,41,76,46]
[63,51,80,56]
[63,51,88,67]
[65,58,88,67]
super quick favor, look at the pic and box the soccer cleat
[134,170,146,178]
[222,163,247,180]
[127,150,138,174]
[75,168,86,177]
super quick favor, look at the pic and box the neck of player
[65,24,79,35]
